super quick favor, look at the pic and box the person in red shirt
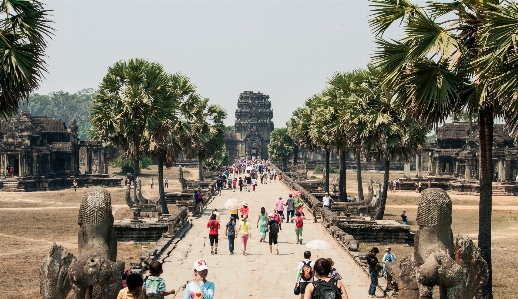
[240,201,249,219]
[207,213,220,255]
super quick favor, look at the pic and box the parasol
[305,240,333,258]
[224,198,241,210]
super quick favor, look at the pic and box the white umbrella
[305,240,333,250]
[224,198,241,210]
[305,240,333,258]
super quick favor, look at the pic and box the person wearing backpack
[303,258,348,299]
[267,213,280,254]
[295,251,315,299]
[225,216,237,255]
[294,211,304,244]
[207,213,220,255]
[365,247,381,298]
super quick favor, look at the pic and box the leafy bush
[313,164,337,174]
[110,154,152,173]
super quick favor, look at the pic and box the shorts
[217,186,222,191]
[268,233,278,245]
[299,281,311,294]
[209,234,218,246]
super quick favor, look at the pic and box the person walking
[322,192,335,209]
[238,215,251,255]
[73,180,77,192]
[245,175,252,192]
[273,208,282,230]
[294,211,304,244]
[238,177,243,192]
[240,201,249,220]
[295,251,315,299]
[382,246,396,294]
[225,216,237,255]
[365,247,381,298]
[257,207,268,242]
[150,178,154,189]
[275,196,285,220]
[267,213,280,254]
[303,258,348,299]
[286,194,295,223]
[232,178,237,192]
[164,178,168,188]
[184,259,215,299]
[207,214,220,255]
[251,176,257,191]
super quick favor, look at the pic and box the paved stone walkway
[162,180,382,298]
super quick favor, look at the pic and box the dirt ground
[0,166,515,298]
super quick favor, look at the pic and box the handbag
[294,285,301,295]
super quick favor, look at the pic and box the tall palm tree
[91,59,171,201]
[369,0,510,296]
[181,94,227,181]
[0,0,53,116]
[147,73,196,214]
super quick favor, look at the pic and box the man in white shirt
[322,192,335,209]
[295,251,315,299]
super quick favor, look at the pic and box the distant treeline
[20,89,94,140]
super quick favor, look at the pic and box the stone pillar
[498,158,505,182]
[33,153,37,176]
[465,159,472,180]
[18,153,21,177]
[435,160,440,175]
[404,163,411,178]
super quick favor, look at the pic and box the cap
[242,201,248,206]
[268,213,274,217]
[194,259,208,271]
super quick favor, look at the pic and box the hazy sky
[41,0,384,126]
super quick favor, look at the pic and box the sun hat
[268,213,274,217]
[242,201,248,206]
[194,259,209,271]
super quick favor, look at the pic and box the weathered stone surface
[40,243,76,299]
[388,188,488,299]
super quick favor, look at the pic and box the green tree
[181,95,227,181]
[0,0,53,116]
[369,1,511,295]
[147,73,196,213]
[268,128,295,170]
[204,143,230,171]
[22,89,94,140]
[91,58,172,197]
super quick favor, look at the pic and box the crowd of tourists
[116,159,395,299]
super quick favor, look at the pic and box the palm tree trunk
[356,146,364,201]
[158,153,169,214]
[133,139,141,203]
[339,149,346,202]
[198,156,204,181]
[478,106,493,298]
[325,150,330,193]
[375,159,390,220]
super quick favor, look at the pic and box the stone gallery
[0,112,117,190]
[225,91,274,159]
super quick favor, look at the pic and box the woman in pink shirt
[275,196,285,220]
[273,208,282,230]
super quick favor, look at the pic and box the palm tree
[91,59,172,200]
[147,73,196,214]
[0,0,53,116]
[369,1,511,295]
[268,128,295,170]
[181,95,227,181]
[347,66,427,219]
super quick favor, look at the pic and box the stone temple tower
[225,91,274,159]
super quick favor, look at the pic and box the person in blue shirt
[184,259,215,299]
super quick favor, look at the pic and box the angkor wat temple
[225,91,274,159]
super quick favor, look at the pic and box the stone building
[0,112,107,178]
[225,91,274,159]
[416,122,518,182]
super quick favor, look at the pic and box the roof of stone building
[436,122,471,139]
[0,113,68,134]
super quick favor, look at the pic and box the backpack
[270,221,279,234]
[301,261,313,281]
[311,278,341,299]
[295,216,303,228]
